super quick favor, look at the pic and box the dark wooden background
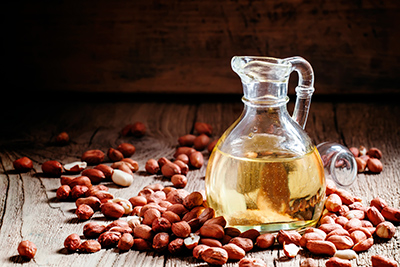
[4,0,400,97]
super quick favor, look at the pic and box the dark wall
[4,0,400,97]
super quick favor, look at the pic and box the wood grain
[0,101,399,266]
[4,0,400,96]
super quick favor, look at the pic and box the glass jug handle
[285,57,315,129]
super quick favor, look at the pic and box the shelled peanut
[63,183,272,266]
[286,179,399,266]
[349,146,383,173]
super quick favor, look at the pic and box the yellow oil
[205,134,325,233]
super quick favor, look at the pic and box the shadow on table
[9,255,33,264]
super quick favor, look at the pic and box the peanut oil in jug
[205,56,326,233]
[206,133,326,233]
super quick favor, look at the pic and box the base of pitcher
[230,219,319,234]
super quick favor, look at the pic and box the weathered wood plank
[0,101,399,266]
[4,1,400,96]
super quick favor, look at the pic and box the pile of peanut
[350,146,383,173]
[12,125,399,267]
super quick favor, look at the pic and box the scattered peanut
[17,240,37,259]
[13,157,34,172]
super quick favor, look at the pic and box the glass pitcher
[205,56,325,233]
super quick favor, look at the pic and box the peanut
[229,237,253,252]
[175,154,189,164]
[168,238,185,254]
[173,160,189,175]
[107,148,124,162]
[277,230,301,246]
[81,149,105,165]
[111,169,134,187]
[64,233,81,252]
[299,232,325,248]
[238,258,267,267]
[13,157,33,172]
[133,224,154,240]
[344,210,365,220]
[162,211,181,224]
[42,160,63,177]
[203,216,227,228]
[171,174,188,188]
[326,257,351,267]
[70,185,89,200]
[56,185,71,200]
[255,233,275,249]
[283,242,300,258]
[193,134,210,151]
[375,221,396,239]
[326,235,354,250]
[116,143,136,157]
[76,204,94,220]
[79,240,101,253]
[326,194,343,212]
[199,224,225,239]
[201,247,228,265]
[83,222,106,239]
[161,162,181,178]
[183,191,204,209]
[349,230,367,244]
[18,240,37,259]
[352,237,374,252]
[349,147,359,157]
[98,231,122,248]
[222,243,245,260]
[334,249,358,260]
[183,233,200,249]
[130,122,146,137]
[101,202,125,219]
[152,232,170,252]
[171,221,191,238]
[198,207,215,224]
[367,158,383,173]
[194,122,212,136]
[366,206,385,226]
[93,190,114,203]
[356,157,367,172]
[145,159,160,174]
[94,164,113,179]
[118,233,134,251]
[207,139,218,153]
[142,208,161,225]
[381,206,400,222]
[55,131,69,145]
[178,134,196,146]
[189,151,204,168]
[367,147,382,159]
[306,240,336,256]
[193,244,209,259]
[371,255,399,267]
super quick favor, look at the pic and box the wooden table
[0,99,399,266]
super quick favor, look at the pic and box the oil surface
[205,134,325,233]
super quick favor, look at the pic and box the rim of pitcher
[231,56,292,68]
